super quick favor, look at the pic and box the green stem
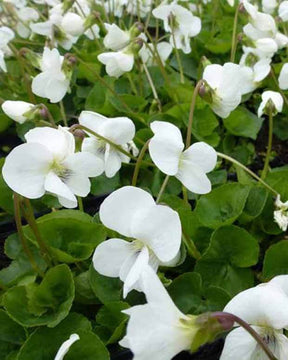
[77,196,84,212]
[186,81,203,148]
[217,152,278,196]
[261,109,273,180]
[13,194,44,277]
[156,175,170,203]
[230,4,240,63]
[142,61,162,112]
[60,101,68,126]
[22,198,53,267]
[132,140,150,186]
[71,124,135,160]
[39,104,56,128]
[182,232,201,260]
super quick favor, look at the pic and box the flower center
[50,160,72,181]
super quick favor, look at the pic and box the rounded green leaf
[194,183,250,229]
[263,240,288,279]
[0,310,26,345]
[4,264,74,327]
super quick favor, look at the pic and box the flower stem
[39,104,56,128]
[212,312,278,360]
[156,175,170,203]
[13,193,44,277]
[142,62,162,112]
[132,140,150,186]
[21,198,53,267]
[186,80,203,148]
[60,101,68,127]
[77,196,84,212]
[217,152,278,196]
[230,4,240,62]
[182,231,201,260]
[261,109,273,180]
[70,124,135,160]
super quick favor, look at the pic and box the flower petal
[182,142,217,173]
[2,143,52,199]
[99,186,155,237]
[64,151,104,177]
[79,111,107,135]
[176,161,212,194]
[104,144,122,178]
[101,117,135,145]
[93,238,134,277]
[44,171,77,205]
[131,204,182,263]
[149,121,184,176]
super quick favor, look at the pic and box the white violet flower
[92,186,182,297]
[258,90,283,117]
[2,100,35,124]
[274,195,288,232]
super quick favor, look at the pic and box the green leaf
[4,264,74,327]
[0,310,26,345]
[0,114,12,133]
[266,166,288,201]
[89,265,122,304]
[23,210,106,263]
[17,313,92,360]
[195,225,259,296]
[168,273,230,314]
[223,107,263,139]
[194,183,250,229]
[263,240,288,279]
[90,174,120,196]
[75,271,99,305]
[240,186,268,222]
[85,82,106,111]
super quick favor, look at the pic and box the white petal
[131,204,182,263]
[203,64,224,89]
[149,121,184,176]
[2,143,52,199]
[44,171,76,205]
[61,13,84,37]
[64,152,104,177]
[279,63,288,90]
[32,72,49,98]
[54,334,80,360]
[268,275,288,297]
[57,195,77,209]
[103,23,130,51]
[93,238,134,277]
[99,186,155,237]
[183,142,217,173]
[104,144,122,178]
[79,111,107,135]
[224,283,288,329]
[123,246,150,298]
[220,327,259,360]
[25,126,75,159]
[1,101,34,123]
[101,117,135,145]
[176,161,212,194]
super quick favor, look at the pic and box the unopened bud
[210,312,235,331]
[130,22,144,38]
[73,129,85,139]
[238,2,245,14]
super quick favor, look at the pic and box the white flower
[140,41,172,66]
[98,50,134,78]
[202,63,246,118]
[152,2,201,54]
[103,23,130,51]
[120,266,195,359]
[0,26,15,72]
[2,126,103,208]
[126,0,153,17]
[279,63,288,90]
[274,195,288,231]
[149,121,217,194]
[54,334,80,360]
[1,100,34,124]
[226,0,234,6]
[279,1,288,22]
[61,12,84,37]
[79,111,136,178]
[32,47,70,103]
[262,0,277,14]
[16,6,39,38]
[220,277,288,360]
[92,186,182,297]
[258,90,283,117]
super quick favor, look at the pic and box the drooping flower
[257,90,283,117]
[32,47,70,103]
[152,2,201,54]
[54,334,80,360]
[98,50,135,78]
[262,0,277,14]
[202,63,248,118]
[279,1,288,22]
[220,276,288,360]
[274,195,288,232]
[15,6,39,38]
[79,111,137,178]
[92,186,182,297]
[149,121,217,194]
[279,63,288,90]
[120,265,198,359]
[140,41,172,66]
[2,126,103,208]
[103,23,131,51]
[2,100,35,124]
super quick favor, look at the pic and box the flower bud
[198,80,213,104]
[2,101,35,124]
[130,22,144,38]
